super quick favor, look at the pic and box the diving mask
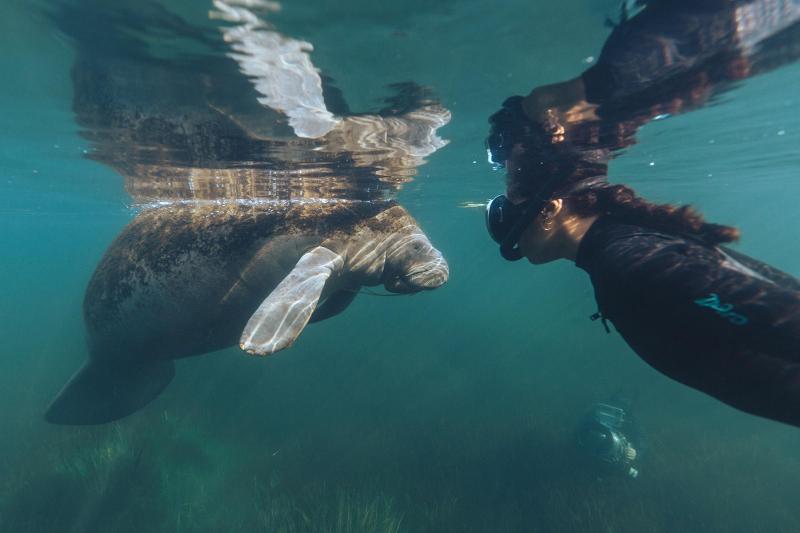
[485,195,542,261]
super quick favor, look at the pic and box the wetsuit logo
[693,293,749,326]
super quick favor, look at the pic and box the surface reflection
[46,0,450,424]
[489,0,800,200]
[65,0,450,203]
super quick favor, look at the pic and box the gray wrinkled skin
[84,201,447,363]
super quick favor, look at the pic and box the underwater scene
[2,0,800,531]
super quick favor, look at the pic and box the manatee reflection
[46,0,450,424]
[63,0,450,203]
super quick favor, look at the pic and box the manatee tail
[44,358,175,425]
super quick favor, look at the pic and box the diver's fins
[44,358,175,425]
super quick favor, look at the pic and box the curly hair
[489,96,611,199]
[564,183,740,245]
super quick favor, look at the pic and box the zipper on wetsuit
[590,311,611,334]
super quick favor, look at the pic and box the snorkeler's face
[517,200,563,265]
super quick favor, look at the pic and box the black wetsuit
[576,217,800,427]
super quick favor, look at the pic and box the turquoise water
[2,1,800,531]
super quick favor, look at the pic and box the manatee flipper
[309,289,358,323]
[44,358,175,425]
[240,246,344,356]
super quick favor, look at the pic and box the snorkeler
[486,146,800,428]
[484,0,800,428]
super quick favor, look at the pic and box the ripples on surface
[59,0,451,207]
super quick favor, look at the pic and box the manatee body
[45,201,448,425]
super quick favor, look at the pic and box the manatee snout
[384,234,449,293]
[405,252,449,288]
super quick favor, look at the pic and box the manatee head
[383,231,448,293]
[382,226,449,294]
[343,204,449,293]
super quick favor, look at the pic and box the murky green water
[2,1,800,531]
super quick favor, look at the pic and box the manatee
[45,200,448,425]
[47,0,452,426]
